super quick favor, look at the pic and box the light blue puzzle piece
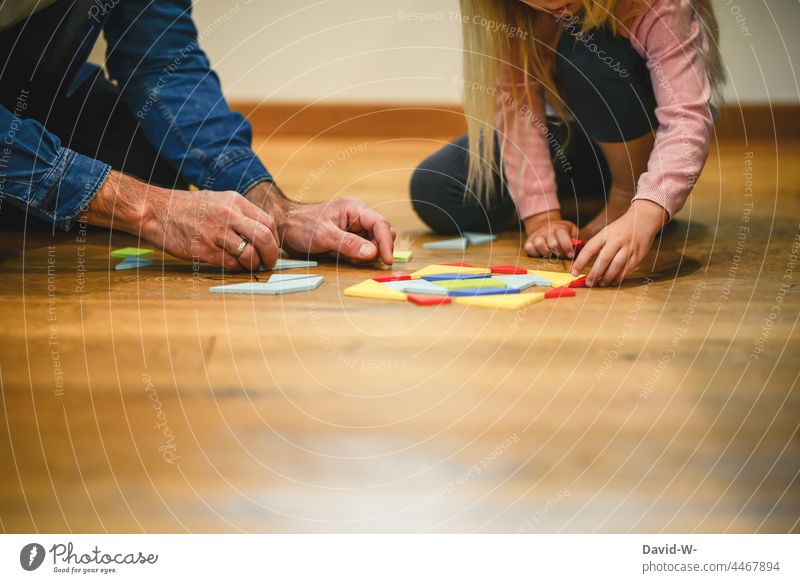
[422,237,468,251]
[382,279,449,296]
[260,259,319,271]
[210,276,324,295]
[267,273,317,283]
[115,257,155,270]
[463,232,497,246]
[494,274,552,290]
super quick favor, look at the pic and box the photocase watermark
[424,433,519,502]
[641,279,707,399]
[750,224,800,360]
[87,0,119,23]
[297,142,369,199]
[516,487,571,532]
[595,276,652,379]
[556,11,630,78]
[143,374,181,465]
[720,151,754,302]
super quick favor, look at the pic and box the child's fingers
[571,234,603,275]
[600,247,631,286]
[554,228,574,258]
[586,242,622,287]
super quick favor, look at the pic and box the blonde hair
[459,0,724,199]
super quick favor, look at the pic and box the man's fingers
[237,197,280,248]
[326,226,377,263]
[232,215,280,270]
[349,207,395,264]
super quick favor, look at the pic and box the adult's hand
[245,182,396,265]
[82,171,280,271]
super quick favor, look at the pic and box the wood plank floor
[0,136,798,533]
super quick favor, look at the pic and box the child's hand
[523,210,579,259]
[571,200,667,287]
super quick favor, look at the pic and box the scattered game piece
[115,257,154,270]
[441,262,474,267]
[572,239,584,255]
[432,278,506,291]
[110,247,153,258]
[490,265,528,275]
[267,273,317,283]
[382,279,449,295]
[210,276,324,295]
[494,274,552,290]
[527,269,579,287]
[421,273,491,282]
[268,259,319,271]
[372,274,412,283]
[410,265,491,278]
[393,250,413,263]
[344,279,407,301]
[422,237,468,251]
[407,294,452,306]
[455,292,545,310]
[463,232,498,246]
[544,287,576,299]
[569,276,587,288]
[448,287,520,297]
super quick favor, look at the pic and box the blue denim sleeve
[0,103,110,230]
[103,1,272,194]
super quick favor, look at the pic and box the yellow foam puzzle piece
[432,278,506,290]
[392,250,413,263]
[527,270,579,287]
[410,265,491,279]
[344,279,407,301]
[455,292,545,310]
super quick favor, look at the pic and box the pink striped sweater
[498,0,713,221]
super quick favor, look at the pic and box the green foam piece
[463,232,497,246]
[432,277,506,291]
[422,238,468,251]
[110,247,154,258]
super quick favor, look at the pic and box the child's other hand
[571,200,667,287]
[523,210,579,259]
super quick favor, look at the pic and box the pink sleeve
[496,78,559,220]
[630,0,713,219]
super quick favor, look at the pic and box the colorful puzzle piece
[527,269,580,287]
[422,273,491,282]
[433,278,506,291]
[382,279,449,295]
[393,250,413,263]
[569,276,587,288]
[423,237,468,250]
[114,257,154,270]
[494,274,552,290]
[410,265,491,278]
[490,265,528,275]
[110,247,153,258]
[407,294,452,306]
[545,287,576,299]
[572,239,584,255]
[372,274,412,283]
[267,273,317,283]
[268,259,319,271]
[463,232,497,246]
[210,276,324,295]
[455,291,545,310]
[344,279,407,301]
[448,287,520,297]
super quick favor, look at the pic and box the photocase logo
[20,543,46,571]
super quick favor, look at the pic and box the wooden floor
[1,136,798,533]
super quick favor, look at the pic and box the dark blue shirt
[0,0,272,230]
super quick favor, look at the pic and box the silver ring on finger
[231,237,249,258]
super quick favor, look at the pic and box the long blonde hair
[459,0,724,199]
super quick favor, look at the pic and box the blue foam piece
[210,276,324,295]
[463,232,498,246]
[421,273,491,282]
[115,257,155,270]
[494,274,552,290]
[382,279,450,296]
[267,273,317,283]
[422,237,468,250]
[259,259,319,271]
[447,287,521,297]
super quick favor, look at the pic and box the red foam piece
[571,239,584,255]
[372,274,412,283]
[545,287,576,299]
[442,262,474,267]
[569,276,587,288]
[490,265,528,275]
[407,294,452,306]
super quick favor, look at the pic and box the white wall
[93,0,800,104]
